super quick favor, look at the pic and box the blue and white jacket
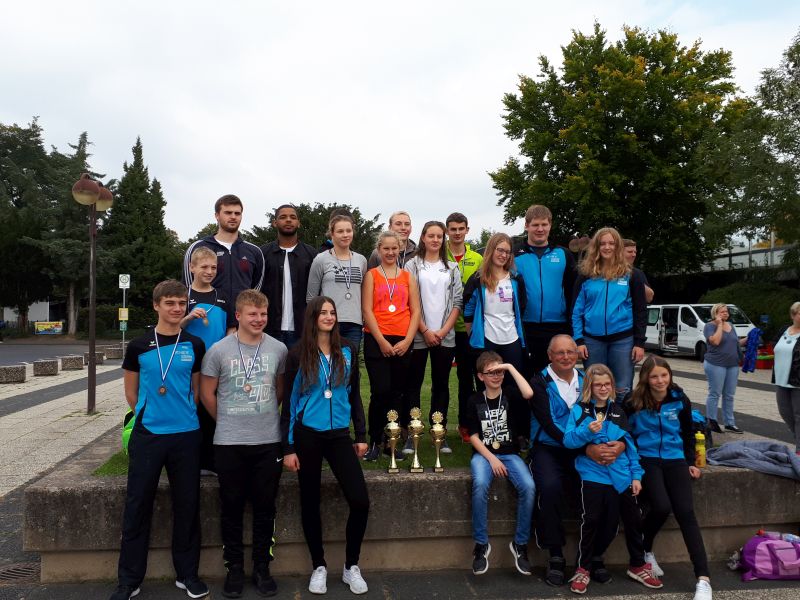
[462,271,527,349]
[514,243,576,325]
[280,341,366,453]
[571,268,648,347]
[563,399,643,493]
[529,366,584,447]
[622,387,695,463]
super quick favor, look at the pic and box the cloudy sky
[2,1,798,243]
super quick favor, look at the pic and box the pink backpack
[741,533,800,581]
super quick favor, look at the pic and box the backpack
[741,533,800,581]
[691,409,713,450]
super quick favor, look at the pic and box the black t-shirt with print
[465,386,529,455]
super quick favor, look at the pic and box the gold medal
[492,440,501,450]
[596,412,605,423]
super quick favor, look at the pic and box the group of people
[109,193,797,600]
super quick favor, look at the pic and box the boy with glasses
[466,351,535,577]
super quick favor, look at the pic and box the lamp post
[72,174,113,414]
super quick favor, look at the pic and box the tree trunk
[67,282,77,336]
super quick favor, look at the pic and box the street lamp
[71,174,113,414]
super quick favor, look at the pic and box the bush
[78,304,154,335]
[699,282,799,339]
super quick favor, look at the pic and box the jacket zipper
[604,281,609,336]
[538,254,544,322]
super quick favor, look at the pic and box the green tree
[247,202,381,257]
[100,138,183,304]
[0,120,54,327]
[467,227,495,250]
[490,23,761,274]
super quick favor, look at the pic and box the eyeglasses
[494,248,511,256]
[592,382,613,389]
[482,369,504,377]
[551,350,578,357]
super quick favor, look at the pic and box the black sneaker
[175,577,209,598]
[363,443,380,462]
[382,445,405,461]
[708,419,723,433]
[253,563,278,597]
[590,561,612,583]
[109,585,140,600]
[472,543,491,575]
[725,425,744,434]
[545,556,567,586]
[509,541,532,575]
[222,564,244,598]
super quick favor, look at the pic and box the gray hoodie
[404,256,463,349]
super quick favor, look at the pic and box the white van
[644,304,755,361]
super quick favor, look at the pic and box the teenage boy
[261,204,318,348]
[367,211,416,269]
[110,280,207,600]
[513,205,576,378]
[445,212,484,442]
[200,290,288,598]
[623,239,655,303]
[466,351,535,577]
[184,194,265,302]
[181,246,237,475]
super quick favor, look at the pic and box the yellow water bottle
[695,432,706,468]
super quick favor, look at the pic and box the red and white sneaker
[569,567,590,594]
[627,563,663,589]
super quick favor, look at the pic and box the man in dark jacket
[260,204,318,348]
[184,194,265,303]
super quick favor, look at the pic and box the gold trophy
[384,410,402,474]
[429,411,446,473]
[408,407,425,473]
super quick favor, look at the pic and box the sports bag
[740,533,800,581]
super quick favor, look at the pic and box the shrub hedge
[699,282,799,339]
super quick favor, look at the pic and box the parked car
[644,303,755,361]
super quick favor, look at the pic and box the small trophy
[429,411,446,473]
[408,407,425,473]
[384,410,402,474]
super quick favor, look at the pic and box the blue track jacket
[563,399,643,493]
[622,387,696,463]
[514,243,576,324]
[462,271,527,349]
[571,268,648,347]
[529,367,585,447]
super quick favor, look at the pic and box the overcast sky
[2,1,798,243]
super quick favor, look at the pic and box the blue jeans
[338,322,363,345]
[471,453,535,545]
[704,361,739,426]
[583,335,634,398]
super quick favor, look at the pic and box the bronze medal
[202,317,209,326]
[158,385,167,395]
[243,383,252,393]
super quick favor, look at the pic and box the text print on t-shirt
[497,280,514,302]
[480,404,510,445]
[226,354,277,413]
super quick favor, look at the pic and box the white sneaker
[693,578,712,600]
[308,566,327,594]
[342,565,368,594]
[644,551,664,577]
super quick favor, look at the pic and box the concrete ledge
[0,365,26,383]
[83,351,105,366]
[100,346,123,360]
[33,359,59,376]
[60,356,84,371]
[25,432,800,582]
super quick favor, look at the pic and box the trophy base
[433,467,444,473]
[387,467,399,474]
[409,467,424,473]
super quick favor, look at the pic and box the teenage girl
[562,364,661,595]
[623,356,712,600]
[361,231,421,461]
[282,296,370,595]
[404,221,463,452]
[307,214,368,344]
[572,227,647,399]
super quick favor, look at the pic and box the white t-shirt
[215,237,233,252]
[546,366,581,408]
[483,275,518,345]
[281,245,297,331]
[419,261,449,330]
[774,330,799,388]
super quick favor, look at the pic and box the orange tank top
[364,266,411,337]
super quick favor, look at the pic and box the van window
[681,307,698,328]
[647,308,660,326]
[692,305,751,325]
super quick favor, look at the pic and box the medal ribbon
[332,249,352,292]
[237,333,263,383]
[155,331,181,390]
[483,391,503,446]
[318,351,333,394]
[378,264,398,308]
[189,289,217,319]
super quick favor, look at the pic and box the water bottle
[695,432,706,468]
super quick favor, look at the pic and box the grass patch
[93,360,473,476]
[93,450,129,476]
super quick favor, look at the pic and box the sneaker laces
[570,569,590,584]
